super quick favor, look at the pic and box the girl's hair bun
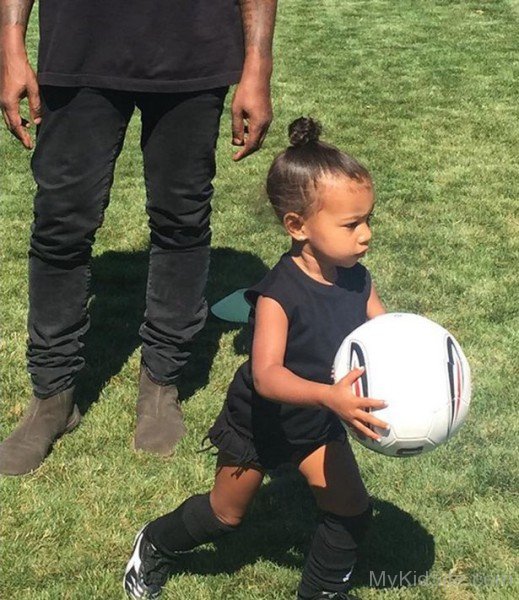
[288,116,322,147]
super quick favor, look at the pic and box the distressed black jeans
[28,86,228,398]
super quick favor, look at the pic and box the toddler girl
[124,117,389,600]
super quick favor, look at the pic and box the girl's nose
[358,223,372,244]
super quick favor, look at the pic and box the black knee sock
[297,504,373,599]
[145,493,238,557]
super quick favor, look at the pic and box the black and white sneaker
[310,592,360,600]
[124,526,175,599]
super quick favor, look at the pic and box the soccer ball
[333,313,471,457]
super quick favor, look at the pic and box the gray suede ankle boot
[134,368,187,456]
[0,388,81,476]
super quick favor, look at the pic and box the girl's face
[293,175,374,269]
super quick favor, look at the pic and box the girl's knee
[317,490,370,518]
[211,508,244,528]
[209,489,248,528]
[210,464,263,528]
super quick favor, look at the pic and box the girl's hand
[325,368,389,441]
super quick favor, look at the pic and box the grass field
[1,1,518,598]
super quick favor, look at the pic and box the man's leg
[134,87,227,455]
[0,86,134,475]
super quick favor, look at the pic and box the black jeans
[28,86,228,399]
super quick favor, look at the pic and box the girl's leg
[124,457,264,599]
[295,440,372,599]
[210,461,266,526]
[146,456,264,555]
[297,440,369,516]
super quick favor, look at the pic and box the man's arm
[0,0,41,149]
[1,0,33,32]
[232,0,277,161]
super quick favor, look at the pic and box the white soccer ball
[333,313,471,457]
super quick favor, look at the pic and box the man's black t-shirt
[37,0,244,92]
[216,253,372,450]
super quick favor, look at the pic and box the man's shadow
[174,468,435,591]
[75,247,267,414]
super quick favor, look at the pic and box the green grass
[1,1,518,598]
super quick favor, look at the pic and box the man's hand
[0,52,41,149]
[1,0,40,150]
[231,75,272,161]
[233,0,277,161]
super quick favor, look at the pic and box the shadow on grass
[180,246,268,399]
[175,468,435,590]
[74,246,267,415]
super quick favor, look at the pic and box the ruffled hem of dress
[199,411,259,466]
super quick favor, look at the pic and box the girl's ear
[283,212,307,241]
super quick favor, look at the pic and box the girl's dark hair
[266,117,371,220]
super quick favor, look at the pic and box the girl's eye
[344,213,374,229]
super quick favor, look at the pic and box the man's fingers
[27,80,42,125]
[232,146,248,162]
[258,126,269,148]
[3,105,33,148]
[231,111,245,146]
[233,121,269,161]
[232,138,258,161]
[11,121,33,148]
[233,125,260,161]
[254,123,270,154]
[2,103,19,129]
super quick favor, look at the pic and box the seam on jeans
[139,90,227,381]
[140,89,226,250]
[80,259,93,344]
[75,112,130,395]
[94,119,131,231]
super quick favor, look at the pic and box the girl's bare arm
[251,296,388,440]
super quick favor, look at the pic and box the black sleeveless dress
[207,253,371,469]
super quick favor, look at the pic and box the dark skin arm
[1,1,277,154]
[0,0,41,149]
[232,0,277,161]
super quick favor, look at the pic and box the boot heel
[65,405,82,433]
